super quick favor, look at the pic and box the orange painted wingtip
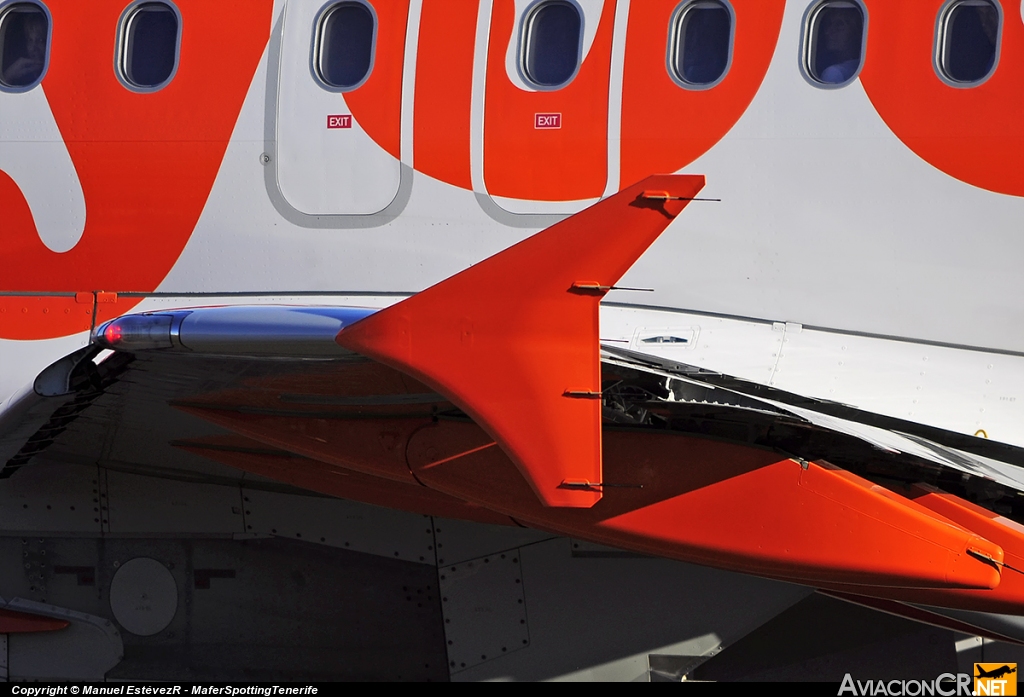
[591,457,1003,591]
[815,483,1024,614]
[337,174,706,508]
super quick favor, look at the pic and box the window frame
[800,0,869,89]
[518,0,585,91]
[0,0,52,93]
[933,0,1002,88]
[666,0,735,91]
[115,0,182,93]
[311,0,377,93]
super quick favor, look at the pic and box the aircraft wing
[6,304,1024,655]
[7,306,1024,479]
[6,316,1024,500]
[4,175,1024,675]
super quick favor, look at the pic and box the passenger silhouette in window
[813,5,863,84]
[1,9,46,87]
[944,2,999,83]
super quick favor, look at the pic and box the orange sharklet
[337,174,706,507]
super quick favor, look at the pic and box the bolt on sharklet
[7,0,1024,681]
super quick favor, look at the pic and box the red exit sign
[327,114,352,129]
[535,113,562,129]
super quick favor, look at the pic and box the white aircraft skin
[3,0,1024,680]
[4,0,1024,443]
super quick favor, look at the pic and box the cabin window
[669,1,733,88]
[315,2,375,91]
[0,2,49,90]
[937,0,1000,85]
[521,0,583,89]
[118,2,180,91]
[804,1,866,86]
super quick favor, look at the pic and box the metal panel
[603,304,1024,455]
[440,550,530,673]
[569,539,646,558]
[451,537,812,681]
[0,460,99,533]
[770,324,1024,447]
[105,471,245,535]
[172,537,446,681]
[242,488,436,564]
[0,535,449,680]
[432,517,553,566]
[600,306,781,383]
[101,403,240,481]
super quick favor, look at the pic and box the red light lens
[103,322,123,345]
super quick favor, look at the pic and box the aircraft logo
[975,664,1017,696]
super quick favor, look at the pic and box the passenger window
[938,0,1000,84]
[316,2,375,90]
[670,1,733,87]
[522,1,582,88]
[0,3,49,90]
[119,2,180,90]
[805,1,866,86]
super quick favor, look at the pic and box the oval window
[316,2,375,90]
[119,2,180,90]
[937,0,999,84]
[522,1,582,89]
[0,2,49,90]
[670,1,733,87]
[805,1,866,86]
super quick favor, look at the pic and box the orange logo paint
[360,0,785,199]
[3,0,785,340]
[860,0,1024,197]
[0,0,273,339]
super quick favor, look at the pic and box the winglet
[337,174,706,507]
